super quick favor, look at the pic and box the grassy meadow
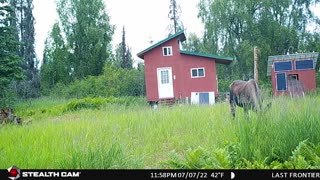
[0,95,320,169]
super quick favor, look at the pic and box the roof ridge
[137,30,186,59]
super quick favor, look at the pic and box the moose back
[228,79,268,118]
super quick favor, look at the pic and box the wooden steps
[158,98,175,107]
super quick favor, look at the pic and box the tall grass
[237,95,320,162]
[0,95,319,169]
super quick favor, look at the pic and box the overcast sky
[32,0,203,66]
[32,0,319,67]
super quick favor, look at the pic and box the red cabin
[137,30,233,106]
[267,52,319,97]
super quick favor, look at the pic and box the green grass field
[1,95,320,169]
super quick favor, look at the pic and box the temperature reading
[211,172,224,178]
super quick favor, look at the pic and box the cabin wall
[144,38,218,102]
[144,38,181,102]
[176,54,217,100]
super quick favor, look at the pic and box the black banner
[1,169,320,180]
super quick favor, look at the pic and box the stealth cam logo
[8,166,20,180]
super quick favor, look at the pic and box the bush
[65,97,108,111]
[64,96,147,112]
[163,140,320,169]
[46,64,145,99]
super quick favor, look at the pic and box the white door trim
[157,67,174,99]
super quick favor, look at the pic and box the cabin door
[157,67,174,99]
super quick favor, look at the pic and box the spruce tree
[0,1,24,105]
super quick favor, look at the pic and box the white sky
[32,0,319,67]
[32,0,204,66]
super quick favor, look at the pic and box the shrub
[44,64,146,99]
[64,96,147,112]
[163,140,320,169]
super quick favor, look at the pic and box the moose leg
[230,102,236,118]
[243,107,249,119]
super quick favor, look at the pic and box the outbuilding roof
[137,30,233,65]
[267,52,319,76]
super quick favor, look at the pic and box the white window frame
[295,59,314,70]
[162,46,173,56]
[191,68,205,78]
[274,60,293,72]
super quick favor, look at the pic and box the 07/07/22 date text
[150,171,225,179]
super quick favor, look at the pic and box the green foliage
[217,79,233,93]
[59,143,138,169]
[163,144,242,169]
[114,26,134,69]
[48,64,145,98]
[14,97,67,120]
[15,96,147,121]
[5,0,40,99]
[299,32,320,52]
[41,0,115,92]
[2,95,320,169]
[283,140,320,169]
[163,146,236,169]
[196,0,320,81]
[0,89,19,108]
[164,140,320,169]
[56,0,114,79]
[64,96,145,111]
[40,22,72,95]
[65,97,108,111]
[317,72,320,91]
[167,0,184,36]
[14,0,40,99]
[0,2,24,106]
[183,33,202,52]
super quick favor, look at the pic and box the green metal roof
[136,30,234,64]
[180,50,233,65]
[267,52,319,76]
[137,30,186,59]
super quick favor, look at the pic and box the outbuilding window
[274,61,292,72]
[295,59,314,70]
[163,46,173,56]
[191,68,205,78]
[276,73,287,91]
[288,74,298,80]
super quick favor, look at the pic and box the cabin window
[191,68,205,78]
[295,59,314,70]
[162,46,173,56]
